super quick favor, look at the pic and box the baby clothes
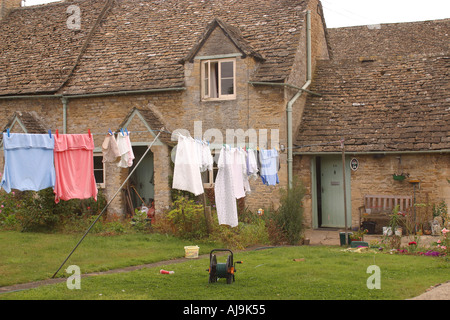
[246,148,258,179]
[53,134,98,203]
[117,132,135,168]
[1,133,55,193]
[259,149,279,186]
[102,134,120,163]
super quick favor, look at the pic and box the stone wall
[294,153,450,229]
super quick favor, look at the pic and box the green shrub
[0,188,107,233]
[263,179,306,245]
[166,196,208,240]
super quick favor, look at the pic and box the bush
[264,179,306,245]
[0,188,107,233]
[165,196,208,240]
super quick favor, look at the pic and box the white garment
[214,146,238,227]
[231,148,246,199]
[195,140,214,173]
[202,143,214,172]
[172,135,204,196]
[246,148,258,179]
[117,133,135,168]
[102,134,120,163]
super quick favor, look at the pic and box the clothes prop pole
[52,129,163,279]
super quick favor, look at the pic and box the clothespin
[108,129,113,135]
[120,128,124,136]
[48,129,52,138]
[56,129,59,138]
[88,129,91,138]
[6,128,10,137]
[125,128,129,136]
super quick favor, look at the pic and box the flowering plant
[435,228,449,255]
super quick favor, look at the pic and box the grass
[0,231,219,287]
[1,231,449,300]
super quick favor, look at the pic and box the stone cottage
[295,19,449,232]
[0,0,448,233]
[0,0,330,218]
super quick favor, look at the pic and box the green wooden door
[320,156,351,228]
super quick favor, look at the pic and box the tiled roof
[296,19,450,153]
[296,54,450,153]
[0,0,110,95]
[0,0,308,96]
[327,19,450,61]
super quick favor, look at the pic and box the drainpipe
[61,97,68,134]
[287,9,312,189]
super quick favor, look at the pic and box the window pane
[203,62,209,97]
[221,61,234,78]
[211,62,219,98]
[93,156,104,184]
[221,78,234,95]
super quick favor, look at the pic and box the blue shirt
[1,133,55,193]
[259,149,279,186]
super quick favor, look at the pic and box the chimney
[0,0,22,20]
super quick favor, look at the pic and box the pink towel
[54,134,98,203]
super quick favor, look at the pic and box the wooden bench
[359,194,413,233]
[363,194,413,214]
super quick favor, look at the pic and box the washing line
[51,129,163,279]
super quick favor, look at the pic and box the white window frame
[93,153,106,189]
[201,58,236,101]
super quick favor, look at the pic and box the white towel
[215,146,238,227]
[172,135,204,196]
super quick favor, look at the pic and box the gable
[0,111,48,146]
[118,107,173,147]
[181,18,264,63]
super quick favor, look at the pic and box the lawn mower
[207,249,242,284]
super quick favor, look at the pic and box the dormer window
[201,58,236,100]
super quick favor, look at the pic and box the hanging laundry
[53,134,98,203]
[259,149,279,186]
[101,133,120,163]
[214,146,238,227]
[246,148,258,179]
[172,135,204,196]
[1,133,55,193]
[197,140,214,173]
[117,131,135,168]
[231,148,246,199]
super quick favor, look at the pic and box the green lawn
[0,230,219,287]
[1,231,449,300]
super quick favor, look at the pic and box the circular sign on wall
[350,158,359,171]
